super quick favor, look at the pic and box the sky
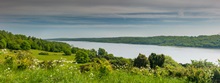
[1,0,220,38]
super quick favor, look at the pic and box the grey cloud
[1,0,220,24]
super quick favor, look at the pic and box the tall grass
[0,63,185,83]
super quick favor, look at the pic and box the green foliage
[0,30,71,52]
[75,51,90,63]
[4,51,34,70]
[63,49,71,55]
[71,47,79,54]
[191,59,215,68]
[104,54,114,60]
[98,48,107,57]
[0,39,7,49]
[38,52,49,55]
[110,57,132,69]
[7,41,20,50]
[164,56,182,68]
[212,68,220,83]
[62,35,220,48]
[149,53,165,69]
[20,41,31,50]
[186,67,213,83]
[134,53,148,68]
[0,64,185,83]
[1,49,219,83]
[88,49,97,60]
[94,58,113,78]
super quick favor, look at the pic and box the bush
[20,41,31,50]
[134,53,149,68]
[110,57,132,69]
[149,53,165,69]
[75,51,90,63]
[63,50,71,55]
[0,39,7,49]
[4,51,34,70]
[186,67,213,83]
[39,52,49,55]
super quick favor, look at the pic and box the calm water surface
[63,41,220,64]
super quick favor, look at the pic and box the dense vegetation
[0,30,71,55]
[1,30,220,83]
[52,35,220,48]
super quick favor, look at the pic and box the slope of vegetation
[51,35,220,48]
[1,30,220,83]
[0,30,71,54]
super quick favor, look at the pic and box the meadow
[0,30,219,83]
[0,49,185,83]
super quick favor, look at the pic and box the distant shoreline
[49,35,220,49]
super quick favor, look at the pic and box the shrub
[38,52,49,55]
[20,41,31,50]
[0,39,7,49]
[75,51,90,63]
[63,49,71,55]
[134,53,149,68]
[4,51,34,70]
[98,48,107,57]
[80,64,93,73]
[149,53,165,69]
[186,67,213,83]
[110,57,132,69]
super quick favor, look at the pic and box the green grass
[0,65,186,83]
[30,50,75,61]
[0,49,187,83]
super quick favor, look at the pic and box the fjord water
[64,41,220,64]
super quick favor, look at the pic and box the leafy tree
[88,49,97,59]
[104,54,114,60]
[71,47,79,54]
[75,51,90,63]
[63,49,72,55]
[20,41,31,50]
[98,48,107,57]
[110,57,132,69]
[66,35,220,48]
[133,53,148,68]
[0,39,7,49]
[191,59,215,68]
[149,53,165,69]
[7,41,20,50]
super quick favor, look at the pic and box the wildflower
[89,73,94,79]
[50,75,53,77]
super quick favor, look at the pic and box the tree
[63,49,72,55]
[149,53,165,69]
[71,47,79,54]
[0,39,7,49]
[191,59,214,68]
[20,41,31,50]
[98,48,107,57]
[7,41,20,50]
[133,53,149,68]
[75,51,90,63]
[88,49,97,59]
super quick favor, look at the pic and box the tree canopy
[0,30,71,52]
[53,35,220,48]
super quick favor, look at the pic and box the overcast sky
[1,0,220,38]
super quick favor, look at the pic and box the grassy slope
[30,50,75,61]
[0,49,186,83]
[0,65,185,83]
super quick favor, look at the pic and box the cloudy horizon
[1,0,220,38]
